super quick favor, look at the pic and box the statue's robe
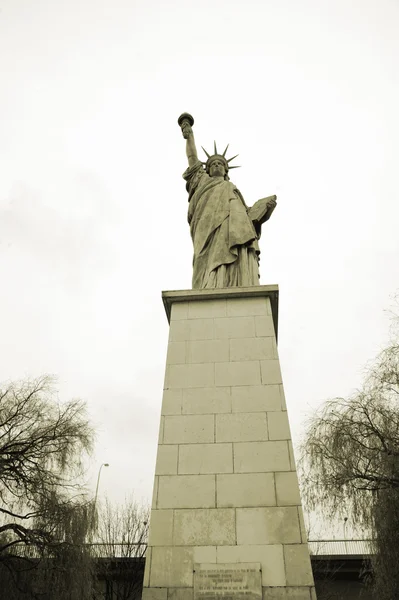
[183,161,260,289]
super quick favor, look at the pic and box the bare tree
[94,496,149,600]
[0,375,96,599]
[300,313,399,599]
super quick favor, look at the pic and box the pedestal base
[142,287,316,600]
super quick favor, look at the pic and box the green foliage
[372,487,399,600]
[0,375,96,599]
[300,312,399,597]
[300,337,399,525]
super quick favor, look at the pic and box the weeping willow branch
[300,309,399,600]
[0,375,96,599]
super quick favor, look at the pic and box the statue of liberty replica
[178,113,277,289]
[141,115,317,600]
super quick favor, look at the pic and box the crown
[201,142,240,172]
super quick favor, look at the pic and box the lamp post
[94,463,109,508]
[91,463,109,534]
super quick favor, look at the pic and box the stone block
[262,589,286,600]
[169,320,189,342]
[268,411,291,441]
[173,509,235,545]
[169,319,214,342]
[231,385,282,413]
[157,475,215,509]
[234,441,291,473]
[179,443,233,474]
[280,385,287,410]
[217,473,276,507]
[260,360,282,385]
[151,477,159,508]
[158,417,164,444]
[188,299,227,319]
[143,546,151,586]
[193,546,216,563]
[182,387,231,414]
[275,472,301,506]
[262,589,311,600]
[193,546,217,563]
[186,319,215,341]
[155,445,178,475]
[216,413,268,442]
[187,339,229,364]
[226,297,268,317]
[214,316,255,339]
[215,361,261,387]
[162,389,182,415]
[217,544,285,586]
[171,302,189,321]
[288,441,297,471]
[310,588,317,600]
[168,589,193,600]
[286,590,312,600]
[142,587,167,600]
[230,337,276,361]
[255,316,276,338]
[150,546,193,587]
[298,507,308,543]
[164,415,214,444]
[148,509,173,546]
[284,545,314,586]
[169,589,195,600]
[236,506,301,545]
[165,363,214,389]
[166,342,187,365]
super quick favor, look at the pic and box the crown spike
[214,141,218,155]
[228,165,241,169]
[201,146,211,158]
[227,154,239,163]
[222,144,229,157]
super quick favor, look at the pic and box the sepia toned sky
[1,0,398,530]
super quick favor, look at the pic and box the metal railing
[3,542,147,560]
[308,539,374,556]
[89,543,147,558]
[6,540,375,559]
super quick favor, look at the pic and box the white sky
[1,0,398,532]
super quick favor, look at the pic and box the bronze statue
[178,113,277,289]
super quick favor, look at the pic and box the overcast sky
[1,0,398,531]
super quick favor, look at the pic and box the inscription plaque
[194,563,262,600]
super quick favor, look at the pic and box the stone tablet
[194,563,262,600]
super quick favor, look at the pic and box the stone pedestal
[142,287,317,600]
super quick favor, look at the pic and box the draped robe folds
[183,161,260,289]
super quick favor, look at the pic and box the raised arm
[178,113,198,167]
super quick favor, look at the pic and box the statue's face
[209,159,227,178]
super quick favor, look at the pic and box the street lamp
[94,463,109,509]
[91,463,109,533]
